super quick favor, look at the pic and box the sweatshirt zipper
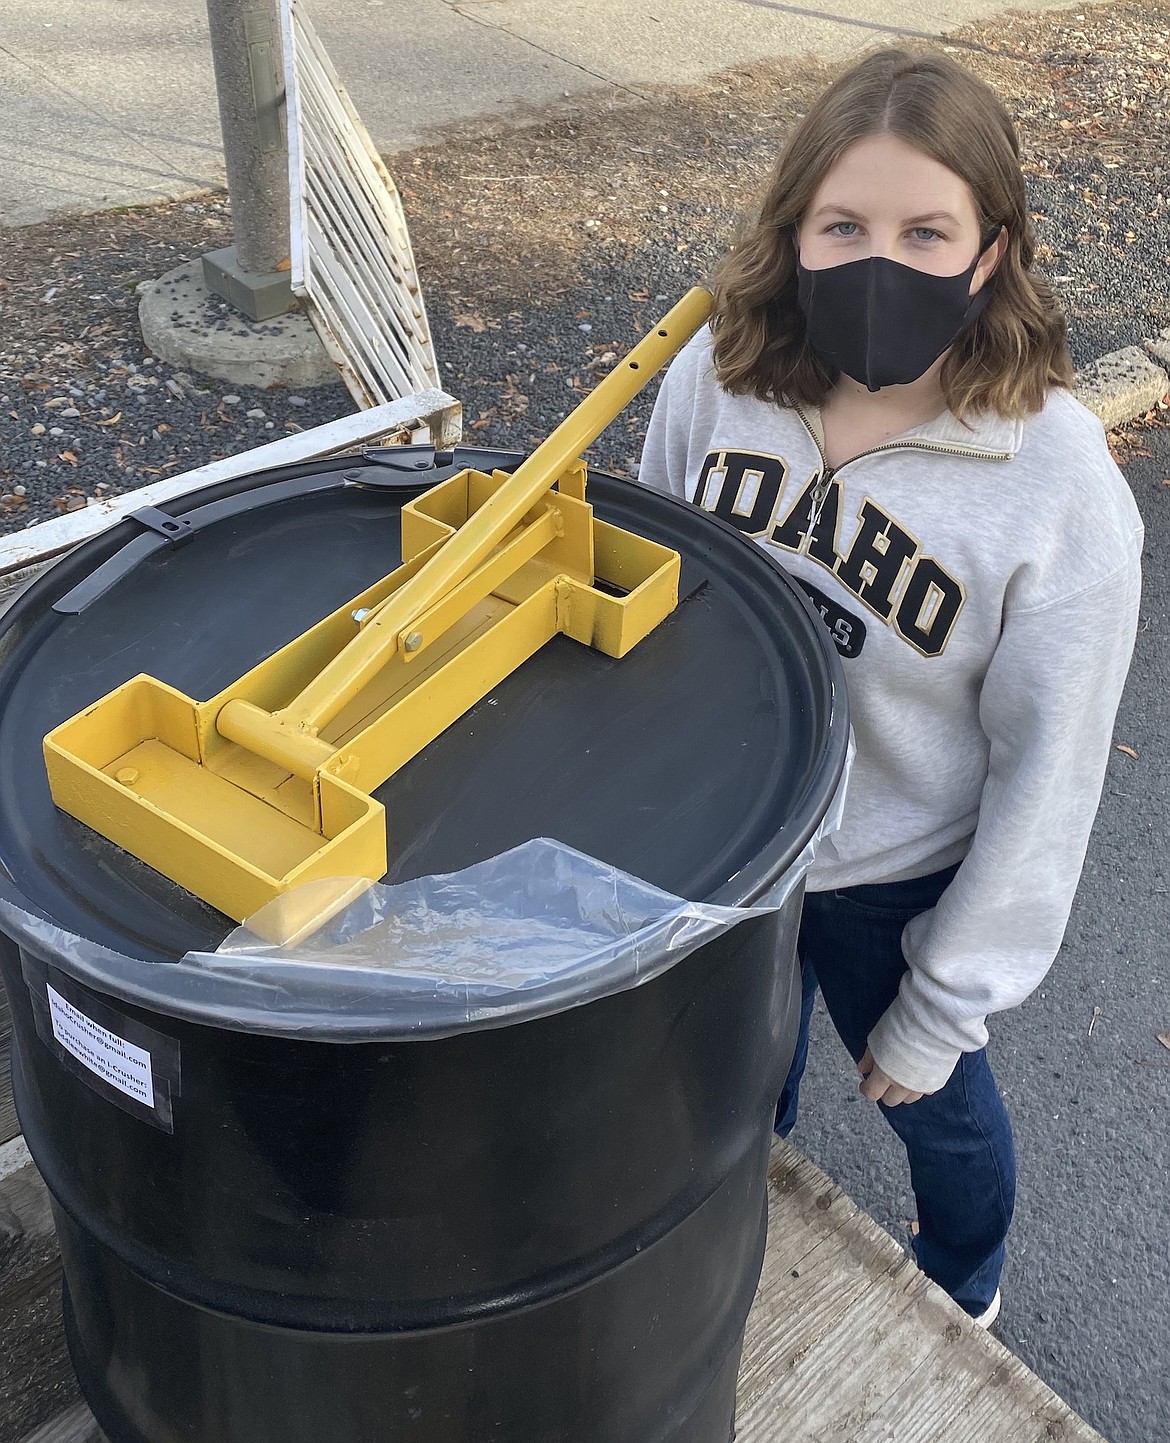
[792,402,1014,530]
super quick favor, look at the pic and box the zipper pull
[810,469,834,529]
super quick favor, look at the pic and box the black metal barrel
[0,447,848,1443]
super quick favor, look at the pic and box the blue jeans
[776,866,1016,1317]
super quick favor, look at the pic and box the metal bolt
[115,768,139,787]
[343,469,363,482]
[352,608,371,624]
[404,631,424,653]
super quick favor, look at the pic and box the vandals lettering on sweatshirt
[794,578,867,659]
[695,449,966,658]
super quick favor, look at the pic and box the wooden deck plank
[739,1140,909,1413]
[846,1298,1094,1443]
[740,1268,948,1440]
[0,982,18,1147]
[17,1402,107,1443]
[740,1140,1107,1442]
[0,1151,83,1443]
[739,1228,909,1411]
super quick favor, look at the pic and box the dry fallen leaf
[452,312,486,333]
[59,450,78,467]
[96,411,122,427]
[1156,1033,1170,1053]
[1115,743,1140,760]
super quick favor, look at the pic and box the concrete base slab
[201,246,296,323]
[1074,346,1170,432]
[138,259,337,390]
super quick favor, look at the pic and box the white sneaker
[972,1289,1002,1328]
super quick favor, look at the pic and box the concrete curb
[1074,336,1170,432]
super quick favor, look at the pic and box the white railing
[281,0,441,408]
[0,391,461,598]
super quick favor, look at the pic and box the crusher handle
[268,286,713,738]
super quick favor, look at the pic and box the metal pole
[202,0,295,318]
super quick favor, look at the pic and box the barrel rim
[0,449,848,1038]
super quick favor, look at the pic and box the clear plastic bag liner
[0,739,852,1042]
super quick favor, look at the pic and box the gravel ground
[0,2,1168,1440]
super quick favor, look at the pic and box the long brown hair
[711,48,1073,417]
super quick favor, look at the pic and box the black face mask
[795,230,1000,392]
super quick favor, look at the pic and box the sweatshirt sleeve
[867,547,1143,1094]
[636,331,708,501]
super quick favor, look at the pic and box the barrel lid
[0,451,847,963]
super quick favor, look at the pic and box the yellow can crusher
[43,289,714,942]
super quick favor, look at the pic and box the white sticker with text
[47,985,155,1109]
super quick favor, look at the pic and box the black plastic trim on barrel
[48,449,527,616]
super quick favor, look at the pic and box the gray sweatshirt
[639,329,1144,1092]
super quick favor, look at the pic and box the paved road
[0,0,1082,226]
[791,416,1170,1442]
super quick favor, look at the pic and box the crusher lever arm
[216,287,713,763]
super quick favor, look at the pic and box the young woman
[638,48,1143,1325]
